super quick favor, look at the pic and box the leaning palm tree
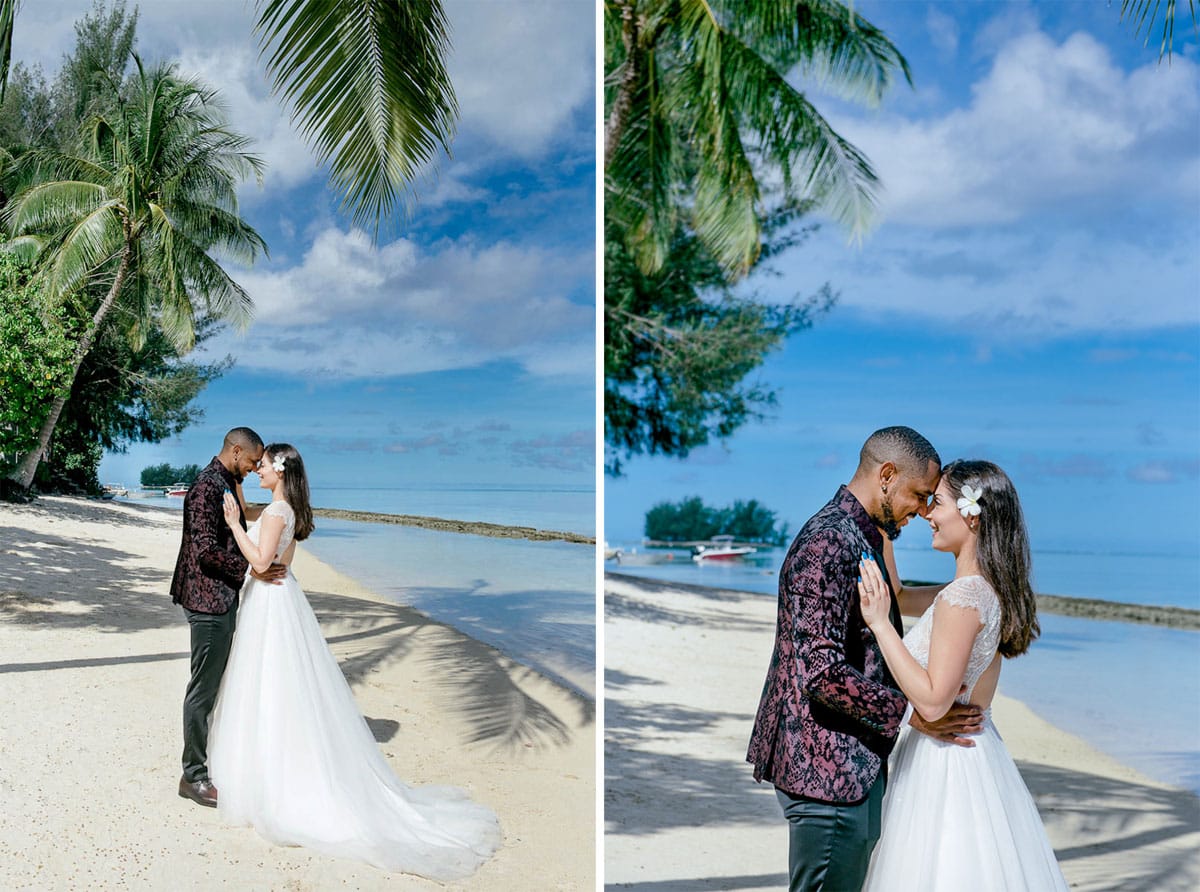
[0,0,456,235]
[3,56,267,491]
[605,0,911,279]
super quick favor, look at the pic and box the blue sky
[12,1,596,500]
[607,1,1200,560]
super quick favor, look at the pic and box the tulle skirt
[208,573,501,879]
[863,715,1067,891]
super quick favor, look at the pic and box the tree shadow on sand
[606,874,785,891]
[0,516,589,754]
[305,590,594,753]
[0,524,180,632]
[608,572,767,606]
[604,698,775,832]
[1021,762,1200,890]
[398,578,596,690]
[605,590,766,634]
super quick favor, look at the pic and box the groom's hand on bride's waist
[251,562,288,585]
[909,702,985,748]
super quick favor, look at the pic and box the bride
[857,459,1067,890]
[209,442,501,879]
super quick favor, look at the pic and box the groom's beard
[879,495,904,541]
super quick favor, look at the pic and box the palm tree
[1121,0,1198,60]
[604,0,911,279]
[3,56,267,490]
[0,0,458,234]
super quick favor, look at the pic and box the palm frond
[45,203,124,300]
[154,198,268,265]
[719,31,878,240]
[729,0,912,104]
[0,0,14,104]
[607,46,681,275]
[146,201,253,338]
[254,0,459,234]
[1120,0,1199,59]
[689,37,761,275]
[4,180,110,235]
[0,233,45,264]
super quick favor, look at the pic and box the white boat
[166,482,190,497]
[692,535,757,562]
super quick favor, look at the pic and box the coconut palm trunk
[604,0,642,164]
[8,243,132,490]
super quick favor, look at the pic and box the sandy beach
[604,572,1200,891]
[0,496,594,891]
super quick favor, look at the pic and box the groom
[747,426,984,891]
[170,426,285,807]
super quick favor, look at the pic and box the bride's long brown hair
[264,442,314,541]
[942,460,1039,658]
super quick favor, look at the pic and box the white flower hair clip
[957,483,982,518]
[272,455,286,474]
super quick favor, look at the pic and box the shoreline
[604,571,1200,890]
[313,506,596,545]
[606,569,1200,630]
[110,494,596,544]
[0,496,595,889]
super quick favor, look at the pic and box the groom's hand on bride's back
[909,700,984,748]
[251,563,288,585]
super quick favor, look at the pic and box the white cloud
[772,218,1199,334]
[832,29,1200,227]
[204,227,594,379]
[769,23,1200,337]
[926,8,960,57]
[15,0,594,197]
[445,0,595,157]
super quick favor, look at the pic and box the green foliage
[0,251,74,472]
[644,495,789,545]
[7,55,268,350]
[604,0,906,473]
[36,317,231,494]
[604,0,911,278]
[605,200,834,474]
[140,462,202,487]
[0,3,251,493]
[47,0,138,148]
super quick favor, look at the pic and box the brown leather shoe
[178,776,218,808]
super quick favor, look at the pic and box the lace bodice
[248,500,295,560]
[902,575,1001,703]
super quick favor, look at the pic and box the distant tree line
[644,496,790,546]
[140,463,201,487]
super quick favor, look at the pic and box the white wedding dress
[863,575,1068,891]
[208,500,501,879]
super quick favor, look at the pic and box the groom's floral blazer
[170,458,249,615]
[747,485,908,804]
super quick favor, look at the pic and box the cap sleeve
[937,575,999,624]
[262,500,295,523]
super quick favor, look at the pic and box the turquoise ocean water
[607,538,1200,795]
[122,483,596,698]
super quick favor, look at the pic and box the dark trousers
[181,600,237,783]
[775,771,886,892]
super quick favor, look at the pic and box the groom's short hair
[224,427,264,451]
[859,426,940,476]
